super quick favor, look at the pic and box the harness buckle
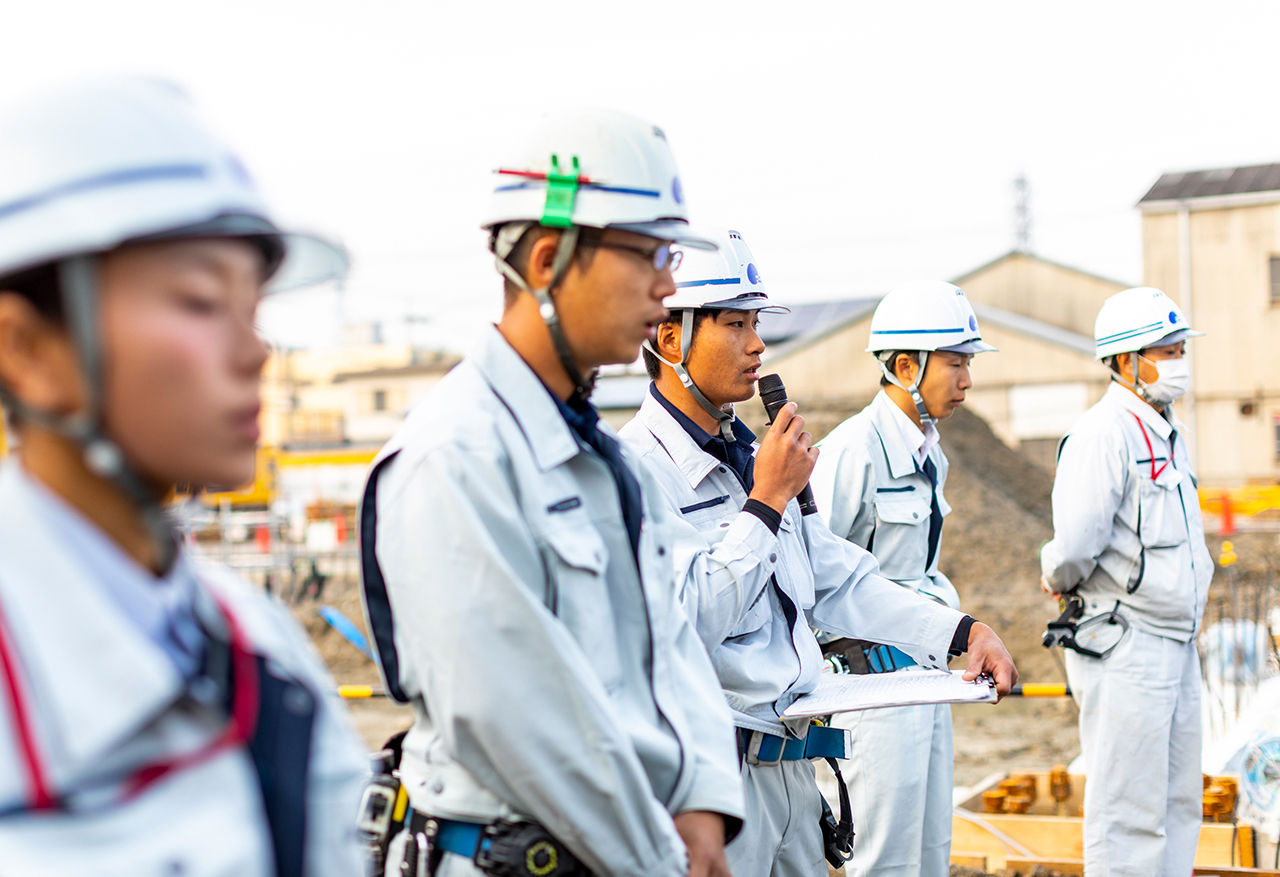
[744,730,785,766]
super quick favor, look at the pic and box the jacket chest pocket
[872,496,931,578]
[537,526,623,690]
[679,494,736,541]
[1135,467,1187,549]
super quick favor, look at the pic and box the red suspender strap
[125,591,259,797]
[0,585,260,810]
[1131,413,1170,482]
[0,595,57,810]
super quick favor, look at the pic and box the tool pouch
[475,821,590,877]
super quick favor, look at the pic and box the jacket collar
[867,391,922,480]
[0,463,184,770]
[1106,380,1176,440]
[637,389,724,490]
[471,325,583,471]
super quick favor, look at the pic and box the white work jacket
[618,391,965,735]
[810,391,959,610]
[1041,382,1213,641]
[0,463,368,877]
[363,327,743,877]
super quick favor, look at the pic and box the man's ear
[655,319,682,364]
[523,231,564,293]
[1116,351,1133,383]
[0,292,83,415]
[894,352,919,384]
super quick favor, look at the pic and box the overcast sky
[4,1,1278,352]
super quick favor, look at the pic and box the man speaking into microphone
[619,228,1017,877]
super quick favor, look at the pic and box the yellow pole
[1011,683,1071,697]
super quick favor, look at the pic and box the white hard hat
[666,228,790,313]
[0,77,347,291]
[866,281,997,355]
[482,109,714,249]
[0,76,346,573]
[867,280,995,429]
[645,227,782,440]
[1094,286,1203,360]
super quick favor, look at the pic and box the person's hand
[673,810,731,877]
[962,621,1018,700]
[1040,575,1056,597]
[749,401,817,514]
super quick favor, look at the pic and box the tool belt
[1042,594,1130,660]
[417,814,591,877]
[821,637,917,674]
[736,725,855,868]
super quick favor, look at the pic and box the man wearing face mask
[1041,287,1212,877]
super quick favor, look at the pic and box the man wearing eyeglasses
[1041,287,1212,877]
[360,111,744,877]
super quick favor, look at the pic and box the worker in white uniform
[809,281,997,877]
[619,230,1018,877]
[359,111,744,877]
[1041,286,1212,877]
[0,78,368,877]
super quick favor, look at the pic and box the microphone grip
[757,374,818,516]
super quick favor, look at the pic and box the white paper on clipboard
[783,669,997,718]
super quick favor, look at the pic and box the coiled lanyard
[1132,413,1171,481]
[0,588,259,812]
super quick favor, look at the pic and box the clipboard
[783,669,997,718]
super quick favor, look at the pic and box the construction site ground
[300,396,1269,789]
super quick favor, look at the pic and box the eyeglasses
[583,239,683,272]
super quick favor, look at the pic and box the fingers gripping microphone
[758,374,818,516]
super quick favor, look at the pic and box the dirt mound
[741,396,1062,684]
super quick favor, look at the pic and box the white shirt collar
[15,464,205,678]
[881,392,939,467]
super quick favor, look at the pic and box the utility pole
[1013,173,1032,254]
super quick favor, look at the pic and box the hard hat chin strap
[878,350,934,429]
[643,308,736,442]
[1108,353,1160,407]
[493,222,596,406]
[0,256,178,572]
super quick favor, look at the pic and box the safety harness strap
[358,451,409,703]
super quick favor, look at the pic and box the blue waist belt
[434,818,485,859]
[866,643,916,673]
[738,724,850,766]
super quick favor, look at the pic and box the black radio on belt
[476,821,590,877]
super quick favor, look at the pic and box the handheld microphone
[757,374,818,516]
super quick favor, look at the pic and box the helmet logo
[747,263,761,284]
[968,315,977,331]
[672,177,684,204]
[1169,310,1179,324]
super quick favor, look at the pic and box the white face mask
[1142,356,1191,404]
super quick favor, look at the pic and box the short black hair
[642,308,722,380]
[491,223,600,308]
[0,261,63,325]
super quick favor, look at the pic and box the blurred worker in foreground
[359,112,744,877]
[619,230,1017,877]
[810,281,997,877]
[0,78,367,875]
[1041,287,1212,876]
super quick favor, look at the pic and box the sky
[3,1,1279,353]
